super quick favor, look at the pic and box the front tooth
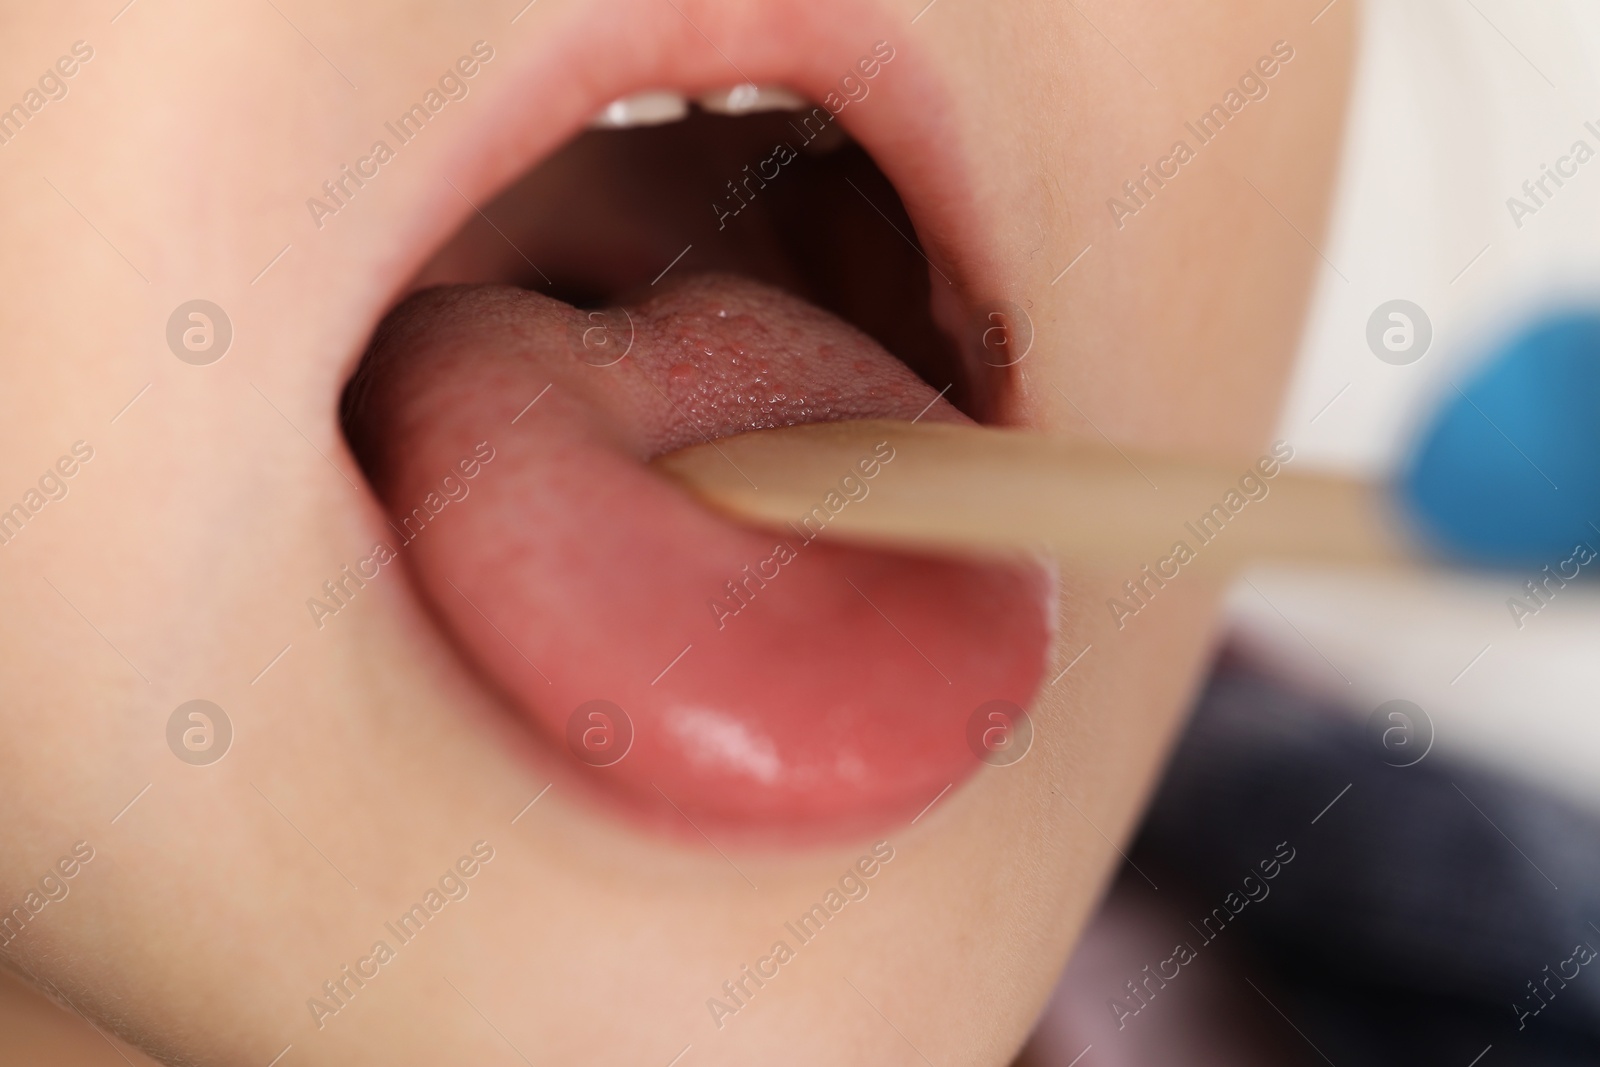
[698,83,807,115]
[588,90,689,129]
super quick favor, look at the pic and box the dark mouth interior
[397,105,979,416]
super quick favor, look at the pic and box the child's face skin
[0,2,1352,1064]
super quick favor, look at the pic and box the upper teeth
[698,83,807,115]
[589,90,689,129]
[587,84,806,129]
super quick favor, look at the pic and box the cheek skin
[0,1,1354,1064]
[873,0,1356,1054]
[788,0,1354,1057]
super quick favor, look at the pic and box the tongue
[344,274,1053,834]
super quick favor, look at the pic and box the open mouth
[405,86,996,417]
[338,19,1055,839]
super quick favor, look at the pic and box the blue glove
[1400,310,1600,568]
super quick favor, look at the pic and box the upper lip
[394,0,1003,405]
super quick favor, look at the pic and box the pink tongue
[346,274,1053,833]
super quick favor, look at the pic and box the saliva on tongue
[343,273,1054,837]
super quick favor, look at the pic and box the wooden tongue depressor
[652,419,1416,574]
